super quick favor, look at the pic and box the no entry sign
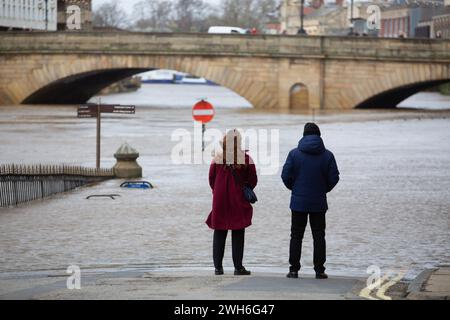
[192,100,215,124]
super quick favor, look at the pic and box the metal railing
[0,164,114,208]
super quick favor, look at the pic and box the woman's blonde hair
[215,129,246,167]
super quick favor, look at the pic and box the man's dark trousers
[289,211,326,273]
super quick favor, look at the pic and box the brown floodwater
[0,104,449,280]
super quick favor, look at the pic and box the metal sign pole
[202,123,206,152]
[96,98,101,169]
[77,102,135,169]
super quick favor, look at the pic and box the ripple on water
[0,106,449,279]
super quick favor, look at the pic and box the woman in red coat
[206,129,258,276]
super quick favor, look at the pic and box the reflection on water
[398,92,450,110]
[90,84,252,108]
[0,92,449,279]
[90,83,450,110]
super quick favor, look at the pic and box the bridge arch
[330,61,450,109]
[23,68,152,104]
[289,83,309,109]
[1,54,279,109]
[355,79,450,108]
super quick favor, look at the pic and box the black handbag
[230,166,258,204]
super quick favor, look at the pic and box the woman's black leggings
[213,229,245,270]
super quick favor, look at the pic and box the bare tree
[255,0,280,30]
[173,0,208,32]
[93,0,128,29]
[220,0,241,26]
[128,0,281,33]
[219,0,280,30]
[195,6,223,32]
[132,0,173,32]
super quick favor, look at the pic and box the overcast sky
[93,0,222,14]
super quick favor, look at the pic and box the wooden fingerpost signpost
[192,99,215,152]
[77,99,135,168]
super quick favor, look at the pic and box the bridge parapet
[1,32,450,63]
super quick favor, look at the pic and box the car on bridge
[208,26,247,34]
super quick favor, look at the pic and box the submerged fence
[0,164,114,208]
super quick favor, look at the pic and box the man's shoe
[215,268,224,275]
[234,267,251,276]
[315,272,328,279]
[286,272,299,279]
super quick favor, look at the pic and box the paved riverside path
[0,269,367,300]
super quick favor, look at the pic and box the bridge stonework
[0,32,449,109]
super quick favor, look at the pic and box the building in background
[0,0,92,31]
[0,0,57,31]
[415,0,450,38]
[432,12,450,38]
[304,1,379,36]
[379,5,410,37]
[303,5,348,35]
[280,0,379,36]
[416,10,450,39]
[264,21,281,34]
[56,0,92,31]
[378,0,450,38]
[280,0,318,35]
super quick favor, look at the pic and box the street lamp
[45,0,49,31]
[349,0,354,35]
[297,0,307,35]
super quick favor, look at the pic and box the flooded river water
[0,85,449,280]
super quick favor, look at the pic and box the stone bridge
[0,32,449,109]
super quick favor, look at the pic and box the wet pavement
[0,104,449,284]
[404,265,450,300]
[0,270,366,300]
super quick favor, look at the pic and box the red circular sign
[192,100,215,124]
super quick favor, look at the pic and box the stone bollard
[113,142,142,178]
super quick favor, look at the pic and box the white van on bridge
[207,26,247,34]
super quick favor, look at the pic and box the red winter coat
[206,155,258,230]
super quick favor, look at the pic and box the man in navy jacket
[281,123,340,279]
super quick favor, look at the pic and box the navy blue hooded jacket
[281,135,340,213]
